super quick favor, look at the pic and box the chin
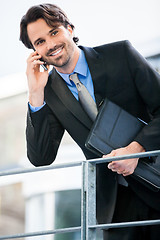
[52,57,70,68]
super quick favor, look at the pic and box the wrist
[29,90,44,107]
[128,141,145,153]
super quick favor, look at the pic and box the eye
[36,39,45,46]
[51,30,58,36]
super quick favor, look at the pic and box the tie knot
[69,73,80,85]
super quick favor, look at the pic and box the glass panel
[54,189,81,240]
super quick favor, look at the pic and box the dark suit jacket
[26,40,160,223]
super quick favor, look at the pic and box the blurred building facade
[0,78,84,239]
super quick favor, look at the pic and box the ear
[67,25,73,35]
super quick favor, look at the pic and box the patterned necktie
[69,73,98,121]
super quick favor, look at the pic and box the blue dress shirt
[29,49,95,112]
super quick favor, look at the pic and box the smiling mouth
[49,46,64,57]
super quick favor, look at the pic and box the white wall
[0,0,160,79]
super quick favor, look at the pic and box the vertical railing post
[81,161,87,240]
[86,162,97,240]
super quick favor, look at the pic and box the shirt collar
[56,49,88,86]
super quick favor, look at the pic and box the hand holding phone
[39,57,48,71]
[26,51,49,107]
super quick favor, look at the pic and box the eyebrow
[34,38,42,46]
[33,26,60,46]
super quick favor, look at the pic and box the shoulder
[81,40,131,50]
[93,40,133,54]
[80,40,133,58]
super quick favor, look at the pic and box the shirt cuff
[29,101,46,113]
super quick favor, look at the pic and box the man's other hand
[103,141,145,176]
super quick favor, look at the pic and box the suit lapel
[48,68,93,129]
[79,46,106,108]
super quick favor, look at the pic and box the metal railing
[0,150,160,239]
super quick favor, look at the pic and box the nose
[46,38,55,50]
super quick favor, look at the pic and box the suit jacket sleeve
[26,103,64,166]
[124,41,160,151]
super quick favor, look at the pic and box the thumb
[102,150,116,168]
[103,150,116,158]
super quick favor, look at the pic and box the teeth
[51,48,62,56]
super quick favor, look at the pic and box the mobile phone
[33,48,48,71]
[40,57,48,71]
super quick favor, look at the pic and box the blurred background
[0,0,159,239]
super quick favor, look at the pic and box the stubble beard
[45,42,75,69]
[49,54,70,68]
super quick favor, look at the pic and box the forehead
[27,18,61,43]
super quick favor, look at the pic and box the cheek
[67,40,75,54]
[64,35,75,48]
[63,31,74,43]
[36,47,46,56]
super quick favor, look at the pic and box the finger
[111,168,118,172]
[103,150,116,159]
[27,51,38,60]
[109,167,125,174]
[122,170,134,176]
[33,59,45,65]
[108,158,119,168]
[108,162,113,169]
[122,172,129,176]
[117,170,126,174]
[27,50,42,60]
[28,56,43,64]
[108,162,117,170]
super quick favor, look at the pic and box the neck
[55,46,80,74]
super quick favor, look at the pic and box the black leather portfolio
[85,99,160,191]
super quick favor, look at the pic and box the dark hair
[20,3,79,49]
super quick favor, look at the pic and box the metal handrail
[0,161,83,177]
[88,150,160,164]
[89,219,160,230]
[0,150,159,239]
[0,227,81,240]
[0,150,159,177]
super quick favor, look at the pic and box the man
[20,3,160,240]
